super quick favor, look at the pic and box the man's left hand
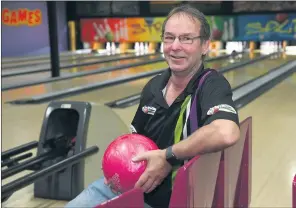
[132,149,172,193]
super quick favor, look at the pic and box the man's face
[163,13,209,74]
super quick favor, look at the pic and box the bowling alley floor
[2,53,296,207]
[1,52,158,90]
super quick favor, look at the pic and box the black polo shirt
[130,64,239,208]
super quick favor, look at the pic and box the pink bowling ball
[102,133,159,193]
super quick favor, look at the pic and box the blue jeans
[65,177,152,208]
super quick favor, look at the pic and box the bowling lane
[2,53,161,92]
[238,73,296,208]
[107,54,294,127]
[1,55,242,148]
[2,52,146,74]
[224,54,296,89]
[2,53,250,104]
[2,51,124,69]
[41,54,250,105]
[2,74,296,208]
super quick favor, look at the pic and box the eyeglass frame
[161,34,205,44]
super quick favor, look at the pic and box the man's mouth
[170,55,185,59]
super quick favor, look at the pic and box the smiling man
[65,4,240,208]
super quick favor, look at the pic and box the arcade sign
[2,8,42,26]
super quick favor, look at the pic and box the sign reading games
[2,8,42,26]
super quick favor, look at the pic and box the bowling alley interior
[1,1,296,208]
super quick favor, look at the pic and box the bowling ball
[102,133,159,193]
[105,32,114,42]
[212,29,222,40]
[276,13,288,24]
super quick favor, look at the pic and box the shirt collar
[151,63,207,107]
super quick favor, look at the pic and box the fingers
[146,180,160,193]
[132,152,148,162]
[140,177,155,193]
[135,171,149,188]
[135,172,162,193]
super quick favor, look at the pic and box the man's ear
[202,39,211,55]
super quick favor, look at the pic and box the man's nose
[171,38,182,50]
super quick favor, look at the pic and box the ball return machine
[2,101,129,204]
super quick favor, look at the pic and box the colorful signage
[206,16,236,41]
[81,13,296,43]
[2,8,42,26]
[80,16,236,43]
[80,17,165,43]
[235,13,296,41]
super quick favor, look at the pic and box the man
[65,4,240,208]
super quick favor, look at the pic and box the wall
[2,1,68,57]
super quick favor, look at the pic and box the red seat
[94,117,252,208]
[169,151,222,207]
[224,117,252,208]
[293,174,296,208]
[94,188,144,208]
[169,117,252,208]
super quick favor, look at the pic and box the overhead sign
[206,16,236,41]
[235,13,296,41]
[80,17,165,42]
[2,8,42,26]
[80,15,236,43]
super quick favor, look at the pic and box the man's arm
[172,119,239,159]
[171,73,240,159]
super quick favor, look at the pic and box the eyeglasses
[161,35,203,44]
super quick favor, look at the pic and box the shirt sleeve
[130,96,145,134]
[130,80,153,134]
[199,72,239,126]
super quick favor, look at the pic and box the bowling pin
[83,42,90,49]
[144,43,149,53]
[115,24,120,42]
[211,16,218,30]
[140,42,144,52]
[135,42,140,52]
[120,20,125,40]
[228,18,234,40]
[222,21,229,41]
[211,16,219,40]
[104,19,112,34]
[93,22,104,39]
[124,18,129,40]
[106,42,111,52]
[160,42,164,53]
[111,42,116,53]
[99,24,107,37]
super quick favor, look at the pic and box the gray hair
[161,4,211,43]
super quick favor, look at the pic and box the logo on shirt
[207,104,237,115]
[142,105,156,115]
[130,125,137,133]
